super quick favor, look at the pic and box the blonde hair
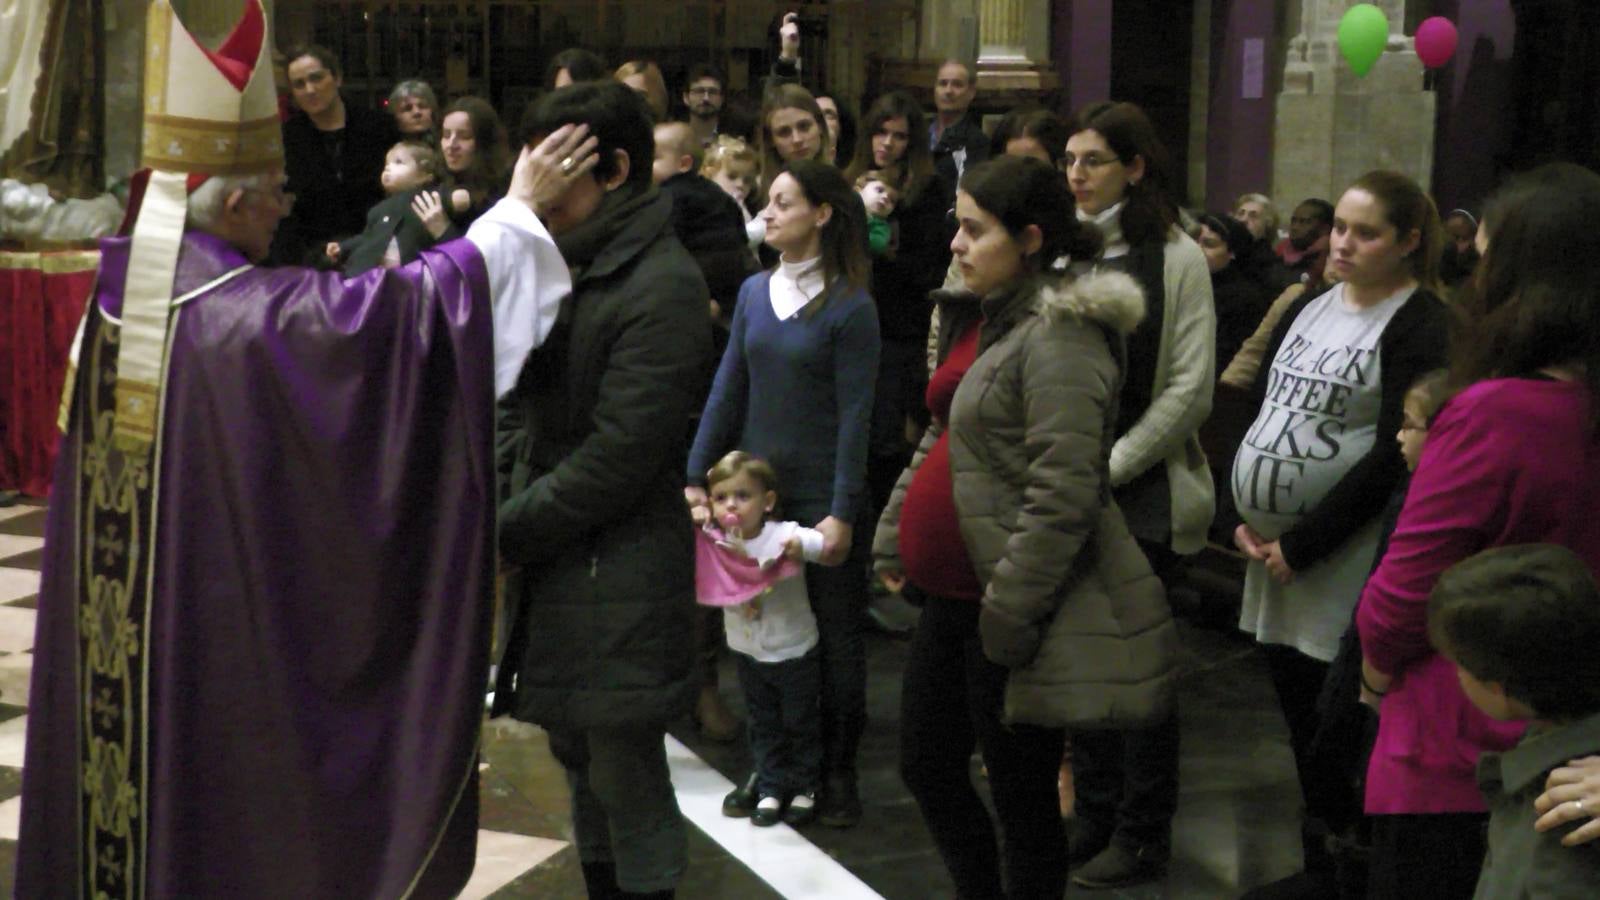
[654,121,702,172]
[614,60,669,122]
[706,450,779,495]
[702,135,758,196]
[1234,192,1281,236]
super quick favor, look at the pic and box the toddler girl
[694,451,825,827]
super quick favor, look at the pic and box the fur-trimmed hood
[1035,269,1147,336]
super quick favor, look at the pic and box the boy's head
[1397,369,1449,472]
[382,140,443,194]
[705,451,779,539]
[1428,543,1600,723]
[652,121,702,185]
[855,170,899,218]
[702,135,758,207]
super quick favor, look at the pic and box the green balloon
[1337,3,1390,77]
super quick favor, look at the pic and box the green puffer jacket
[875,271,1178,729]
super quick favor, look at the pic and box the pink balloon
[1415,16,1459,69]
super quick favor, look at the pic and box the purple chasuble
[18,230,496,898]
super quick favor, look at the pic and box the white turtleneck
[769,255,825,320]
[1078,200,1130,260]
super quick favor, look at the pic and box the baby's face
[710,167,749,206]
[860,181,896,218]
[708,470,773,540]
[381,147,431,193]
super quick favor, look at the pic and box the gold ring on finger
[560,156,576,174]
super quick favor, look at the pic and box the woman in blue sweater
[687,159,880,827]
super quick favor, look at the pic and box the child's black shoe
[781,790,816,826]
[751,795,784,827]
[721,773,759,818]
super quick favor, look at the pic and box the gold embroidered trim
[78,313,153,900]
[141,115,283,174]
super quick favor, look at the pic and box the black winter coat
[494,192,713,730]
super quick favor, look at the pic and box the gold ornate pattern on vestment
[77,314,153,900]
[141,114,283,175]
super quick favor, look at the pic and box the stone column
[1272,0,1434,207]
[976,0,1054,91]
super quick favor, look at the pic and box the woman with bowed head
[274,44,398,265]
[1232,170,1452,894]
[1058,100,1215,889]
[988,107,1070,168]
[547,47,608,89]
[815,93,856,169]
[439,96,511,226]
[388,79,438,140]
[687,160,880,827]
[1193,211,1276,367]
[875,155,1176,899]
[1355,162,1600,898]
[493,81,712,900]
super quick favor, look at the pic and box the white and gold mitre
[111,0,280,452]
[141,0,282,176]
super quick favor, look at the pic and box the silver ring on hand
[1577,799,1588,815]
[560,156,576,175]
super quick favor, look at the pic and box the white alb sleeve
[465,198,573,398]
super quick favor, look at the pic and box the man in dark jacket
[495,82,712,900]
[929,59,989,199]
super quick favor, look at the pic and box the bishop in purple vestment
[15,104,597,900]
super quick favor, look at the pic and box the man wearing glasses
[683,64,727,148]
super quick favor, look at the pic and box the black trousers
[807,555,867,778]
[900,594,1067,900]
[1368,812,1487,900]
[1261,644,1366,844]
[736,649,823,798]
[1068,539,1182,858]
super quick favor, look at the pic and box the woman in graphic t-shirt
[1230,170,1451,885]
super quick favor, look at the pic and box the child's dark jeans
[735,646,823,798]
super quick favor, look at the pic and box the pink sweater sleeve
[1356,397,1509,675]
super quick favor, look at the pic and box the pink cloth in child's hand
[694,525,802,607]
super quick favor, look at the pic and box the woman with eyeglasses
[1059,101,1216,890]
[274,44,399,265]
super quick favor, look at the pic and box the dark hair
[1297,198,1335,227]
[1196,212,1254,260]
[817,94,857,169]
[286,44,341,79]
[684,63,724,92]
[1428,543,1600,721]
[989,108,1070,165]
[757,84,827,195]
[547,48,608,88]
[1347,170,1443,293]
[1450,162,1600,427]
[778,159,870,294]
[1066,101,1179,248]
[844,91,935,207]
[959,156,1104,270]
[522,80,655,190]
[441,96,510,205]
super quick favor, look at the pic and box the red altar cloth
[0,250,99,496]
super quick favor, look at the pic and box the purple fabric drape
[18,229,496,898]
